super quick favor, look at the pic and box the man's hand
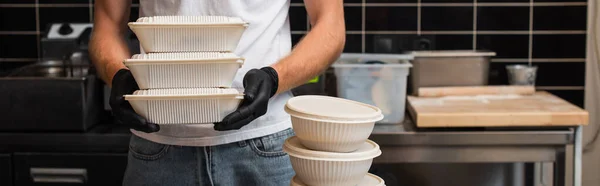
[214,67,279,131]
[110,69,160,133]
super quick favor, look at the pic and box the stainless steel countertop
[370,119,574,146]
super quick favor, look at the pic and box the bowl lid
[290,173,385,186]
[285,95,383,121]
[283,136,381,161]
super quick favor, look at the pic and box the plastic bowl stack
[123,16,248,125]
[283,96,386,186]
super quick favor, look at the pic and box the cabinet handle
[30,167,87,184]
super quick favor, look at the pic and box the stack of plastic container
[283,96,386,186]
[123,16,248,125]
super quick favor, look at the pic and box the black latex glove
[214,67,279,131]
[109,69,160,133]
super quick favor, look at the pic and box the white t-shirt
[131,0,293,146]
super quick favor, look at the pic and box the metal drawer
[1,154,12,186]
[13,153,127,186]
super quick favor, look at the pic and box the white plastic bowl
[284,136,382,186]
[124,52,243,89]
[129,16,248,52]
[124,88,242,124]
[290,173,385,186]
[285,95,384,152]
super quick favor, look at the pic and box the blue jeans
[123,128,295,186]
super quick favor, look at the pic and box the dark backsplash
[0,0,588,106]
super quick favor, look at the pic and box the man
[89,0,345,185]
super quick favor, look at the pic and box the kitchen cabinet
[12,153,127,186]
[1,154,12,186]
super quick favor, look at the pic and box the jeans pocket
[249,128,295,157]
[129,135,170,161]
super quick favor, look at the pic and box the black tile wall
[344,7,361,31]
[421,7,473,31]
[488,62,585,86]
[365,7,418,31]
[291,34,304,47]
[289,6,307,31]
[534,6,587,30]
[0,8,36,31]
[548,90,585,108]
[0,1,589,106]
[477,35,529,58]
[424,34,473,50]
[533,34,587,58]
[0,0,35,3]
[477,7,529,31]
[39,7,90,32]
[344,34,362,53]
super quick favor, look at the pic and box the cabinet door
[0,154,12,186]
[13,153,127,186]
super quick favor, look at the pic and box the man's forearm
[271,16,345,94]
[89,0,132,85]
[89,32,130,84]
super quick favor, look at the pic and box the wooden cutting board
[408,91,588,127]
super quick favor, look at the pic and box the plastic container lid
[410,50,496,57]
[131,16,248,26]
[124,88,243,100]
[290,173,385,186]
[285,95,383,122]
[283,136,381,161]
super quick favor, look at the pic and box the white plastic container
[129,16,248,52]
[332,53,412,124]
[124,88,242,124]
[124,52,243,89]
[285,95,383,152]
[290,173,385,186]
[284,136,382,186]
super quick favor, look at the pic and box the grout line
[365,31,419,34]
[472,0,477,50]
[530,58,586,62]
[291,31,308,34]
[0,4,32,7]
[532,30,587,34]
[131,4,140,8]
[528,0,534,66]
[38,4,89,8]
[0,58,39,62]
[344,3,363,7]
[363,3,416,7]
[89,0,93,23]
[0,2,587,8]
[306,5,310,32]
[536,86,585,91]
[417,0,421,35]
[362,0,366,53]
[4,30,584,36]
[35,0,40,60]
[420,30,474,34]
[491,58,586,63]
[0,31,40,35]
[421,3,473,7]
[532,2,587,6]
